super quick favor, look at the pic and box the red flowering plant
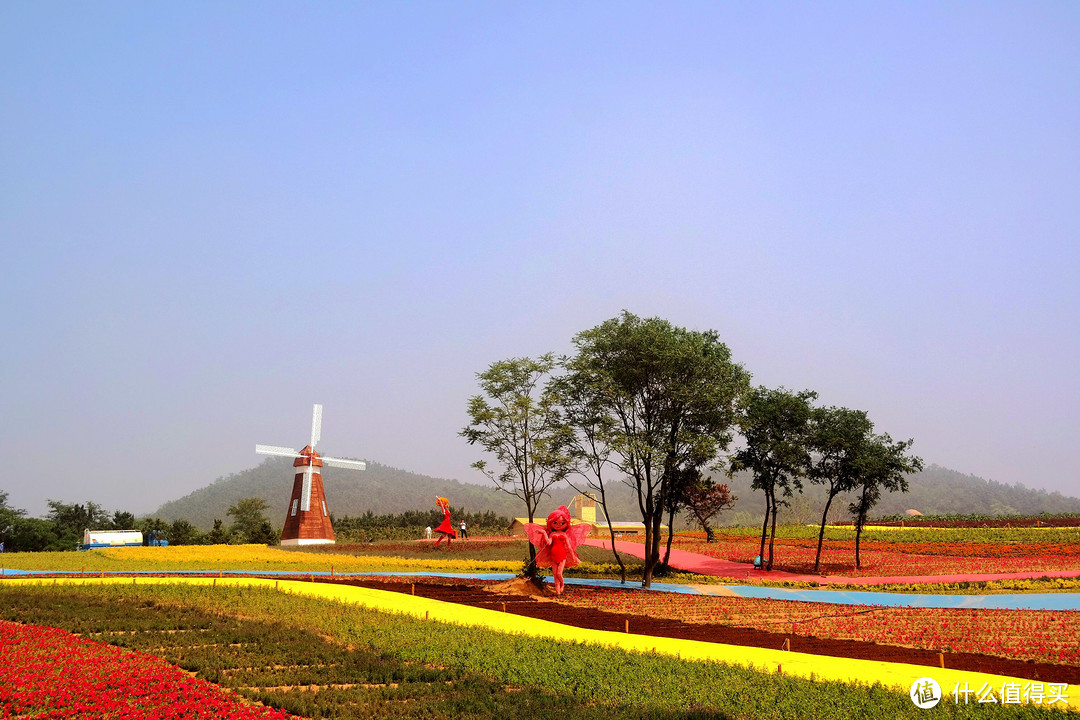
[0,620,294,719]
[668,532,1080,577]
[557,586,1080,666]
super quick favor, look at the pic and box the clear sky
[2,2,1077,517]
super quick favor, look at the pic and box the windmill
[255,404,366,546]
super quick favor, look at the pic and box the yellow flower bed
[2,544,520,574]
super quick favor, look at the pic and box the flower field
[0,542,641,583]
[555,586,1080,666]
[666,530,1080,577]
[4,581,1011,720]
[1,619,292,719]
[0,543,523,575]
[2,528,1079,718]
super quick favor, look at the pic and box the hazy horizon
[2,3,1077,517]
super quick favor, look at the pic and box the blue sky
[2,2,1077,517]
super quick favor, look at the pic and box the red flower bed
[670,535,1080,576]
[558,587,1080,666]
[0,620,293,719]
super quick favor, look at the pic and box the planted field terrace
[0,541,640,579]
[663,525,1080,578]
[1,524,1078,718]
[1,617,292,719]
[554,585,1080,669]
[0,581,1017,720]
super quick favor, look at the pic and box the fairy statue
[525,505,591,595]
[433,495,457,548]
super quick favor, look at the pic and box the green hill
[151,458,641,530]
[715,464,1080,527]
[152,458,1080,531]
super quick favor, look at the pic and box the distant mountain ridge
[715,464,1080,527]
[153,458,525,530]
[152,459,1080,531]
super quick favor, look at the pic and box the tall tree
[661,465,707,569]
[849,434,923,567]
[567,312,750,588]
[0,491,24,546]
[8,518,57,552]
[730,387,816,571]
[226,497,277,545]
[46,500,110,549]
[206,519,229,545]
[168,518,202,546]
[109,510,137,530]
[680,478,735,543]
[549,367,628,583]
[808,406,873,573]
[461,353,573,570]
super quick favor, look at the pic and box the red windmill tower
[255,404,366,546]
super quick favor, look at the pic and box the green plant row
[714,525,1080,545]
[0,582,1064,719]
[869,513,1080,524]
[333,508,513,543]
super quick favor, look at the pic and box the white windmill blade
[300,468,313,511]
[255,444,302,458]
[322,457,367,471]
[310,403,323,448]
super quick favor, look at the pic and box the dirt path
[319,578,1079,685]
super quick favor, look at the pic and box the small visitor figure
[433,496,456,549]
[525,505,591,595]
[459,521,469,540]
[425,526,432,539]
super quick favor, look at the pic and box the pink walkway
[582,538,1080,586]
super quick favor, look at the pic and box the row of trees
[731,387,922,571]
[0,494,278,552]
[462,311,921,587]
[335,508,510,543]
[0,493,514,552]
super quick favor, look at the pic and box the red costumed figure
[525,505,591,595]
[433,495,456,549]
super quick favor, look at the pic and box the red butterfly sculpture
[524,505,591,595]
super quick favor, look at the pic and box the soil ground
[319,577,1080,686]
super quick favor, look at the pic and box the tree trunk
[523,500,537,578]
[662,502,677,570]
[596,489,627,584]
[813,491,835,573]
[855,505,868,569]
[649,506,664,585]
[855,522,863,568]
[641,485,655,589]
[758,485,772,563]
[704,521,714,543]
[854,485,871,569]
[767,488,779,571]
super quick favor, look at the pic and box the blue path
[717,585,1080,611]
[3,568,1077,611]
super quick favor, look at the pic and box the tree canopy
[729,386,816,571]
[461,353,573,570]
[226,497,277,545]
[566,312,750,587]
[808,405,874,572]
[849,434,924,567]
